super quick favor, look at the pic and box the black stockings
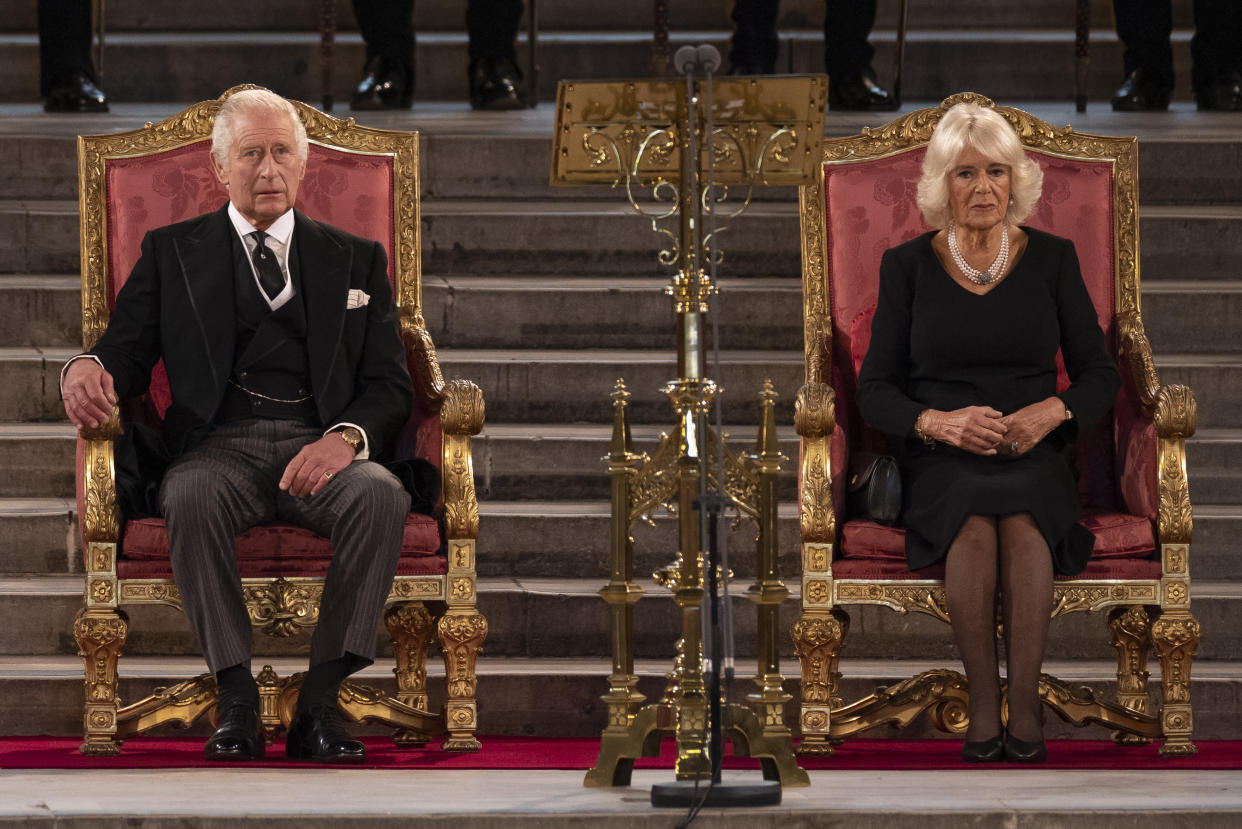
[944,514,1053,742]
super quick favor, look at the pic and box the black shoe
[286,705,366,764]
[1111,69,1171,112]
[469,56,525,110]
[1003,727,1047,763]
[204,703,264,762]
[961,734,1005,763]
[43,71,109,113]
[828,68,898,111]
[351,56,412,110]
[1197,71,1242,111]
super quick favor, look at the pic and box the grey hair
[210,89,308,170]
[915,102,1043,228]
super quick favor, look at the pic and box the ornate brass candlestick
[552,73,825,789]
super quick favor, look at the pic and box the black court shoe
[961,735,1005,763]
[204,703,264,761]
[1004,727,1048,763]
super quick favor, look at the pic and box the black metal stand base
[650,780,782,808]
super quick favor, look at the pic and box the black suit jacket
[91,205,414,511]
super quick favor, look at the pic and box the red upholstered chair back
[815,126,1153,529]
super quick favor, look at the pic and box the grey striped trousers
[158,418,409,674]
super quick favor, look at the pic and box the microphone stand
[649,44,782,811]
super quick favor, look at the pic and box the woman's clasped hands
[921,398,1066,456]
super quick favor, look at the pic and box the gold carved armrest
[80,406,122,547]
[1118,310,1196,545]
[441,379,485,543]
[401,314,447,413]
[795,382,836,545]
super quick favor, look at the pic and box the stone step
[5,197,1240,280]
[4,574,1242,662]
[0,29,1212,105]
[1140,281,1242,356]
[6,129,1241,206]
[1186,429,1242,506]
[0,0,1186,35]
[1,651,1235,741]
[0,423,75,498]
[0,275,80,348]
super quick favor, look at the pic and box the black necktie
[249,231,286,302]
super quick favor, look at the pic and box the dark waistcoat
[216,232,320,425]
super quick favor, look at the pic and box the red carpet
[2,736,1239,770]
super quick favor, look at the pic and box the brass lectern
[552,71,826,790]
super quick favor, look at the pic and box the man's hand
[923,406,1008,455]
[279,434,357,497]
[62,359,117,430]
[997,397,1066,456]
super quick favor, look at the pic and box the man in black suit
[729,0,897,111]
[60,89,414,763]
[1111,0,1241,111]
[38,0,108,111]
[351,0,526,110]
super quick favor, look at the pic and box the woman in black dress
[857,103,1120,763]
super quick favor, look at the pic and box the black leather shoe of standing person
[1111,69,1171,111]
[828,68,898,111]
[351,56,412,110]
[1003,727,1048,763]
[286,705,367,764]
[469,57,525,110]
[204,703,264,761]
[1197,71,1242,111]
[961,735,1005,763]
[43,71,109,113]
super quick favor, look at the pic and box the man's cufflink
[346,289,371,309]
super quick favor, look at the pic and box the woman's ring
[1010,441,1019,454]
[323,471,334,479]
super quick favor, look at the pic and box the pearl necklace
[947,221,1009,285]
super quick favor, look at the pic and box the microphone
[696,44,722,74]
[674,44,722,76]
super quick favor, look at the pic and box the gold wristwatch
[335,426,364,454]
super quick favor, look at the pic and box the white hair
[210,89,308,170]
[916,102,1044,228]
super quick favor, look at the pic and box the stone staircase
[1,0,1240,747]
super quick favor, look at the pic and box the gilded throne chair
[72,85,487,755]
[792,94,1200,757]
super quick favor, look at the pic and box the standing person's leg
[943,516,1004,761]
[37,0,107,111]
[160,419,285,760]
[1191,0,1242,110]
[729,0,781,75]
[1111,0,1174,110]
[351,0,416,110]
[277,454,409,762]
[466,0,527,109]
[998,514,1054,762]
[823,0,895,111]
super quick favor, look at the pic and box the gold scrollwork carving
[1152,613,1200,705]
[389,578,442,600]
[89,579,115,605]
[1164,545,1188,576]
[836,582,951,623]
[1051,582,1159,617]
[442,381,484,542]
[442,379,486,435]
[1155,384,1197,440]
[794,383,836,438]
[243,578,322,637]
[439,611,488,707]
[402,321,447,410]
[83,442,120,543]
[1157,440,1194,544]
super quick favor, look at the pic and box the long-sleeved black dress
[856,227,1120,576]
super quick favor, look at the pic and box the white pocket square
[346,289,371,310]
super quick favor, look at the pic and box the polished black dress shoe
[204,703,264,761]
[469,56,526,111]
[43,71,109,113]
[351,56,412,111]
[961,734,1005,763]
[1111,69,1171,112]
[1197,71,1242,111]
[829,68,898,111]
[286,705,366,764]
[1004,727,1047,763]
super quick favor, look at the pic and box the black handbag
[846,451,902,525]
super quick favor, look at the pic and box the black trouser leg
[1191,0,1242,91]
[466,0,525,62]
[1112,0,1174,89]
[351,0,415,87]
[824,0,878,81]
[37,0,96,96]
[730,0,780,74]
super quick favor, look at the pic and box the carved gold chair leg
[792,605,849,756]
[831,668,970,740]
[1152,608,1201,757]
[74,607,130,756]
[116,673,219,742]
[385,601,437,746]
[437,609,488,752]
[1108,604,1155,745]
